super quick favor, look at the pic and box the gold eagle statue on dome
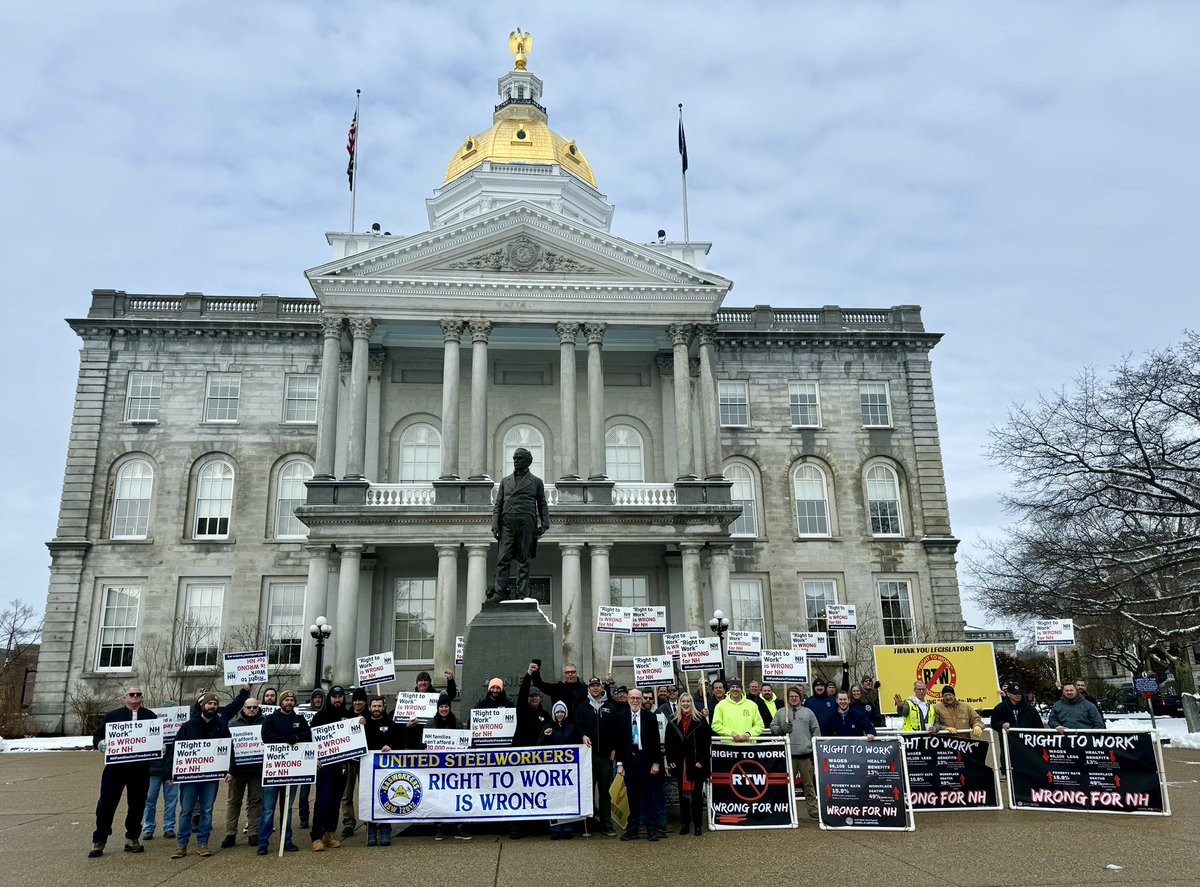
[509,28,532,70]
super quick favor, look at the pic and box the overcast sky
[3,2,1197,637]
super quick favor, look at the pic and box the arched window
[194,459,234,539]
[399,423,442,482]
[866,463,903,536]
[111,459,153,539]
[606,425,644,482]
[502,425,545,479]
[724,463,758,537]
[793,463,831,537]
[274,460,313,539]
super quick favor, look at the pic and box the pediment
[306,203,730,292]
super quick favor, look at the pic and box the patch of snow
[1,735,93,753]
[1105,864,1123,871]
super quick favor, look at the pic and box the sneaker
[454,826,472,841]
[88,843,105,858]
[196,846,212,858]
[171,847,187,859]
[124,838,144,853]
[433,825,444,841]
[322,832,341,849]
[619,831,639,841]
[256,847,268,856]
[283,843,299,852]
[341,825,355,838]
[220,835,237,849]
[311,840,325,852]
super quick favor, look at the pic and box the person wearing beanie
[539,700,582,839]
[339,688,371,837]
[257,691,309,855]
[296,687,325,828]
[803,678,838,734]
[711,680,765,742]
[474,677,514,710]
[414,669,458,702]
[169,692,232,858]
[933,686,984,737]
[308,686,362,852]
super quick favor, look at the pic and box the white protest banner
[262,742,317,787]
[104,718,164,764]
[727,630,762,660]
[664,630,699,660]
[259,705,279,717]
[393,692,440,723]
[172,738,232,783]
[634,655,675,687]
[792,632,829,660]
[680,636,724,673]
[827,605,858,631]
[312,719,368,765]
[455,636,464,667]
[762,649,808,684]
[230,724,264,767]
[471,707,518,748]
[632,606,667,634]
[1035,619,1075,647]
[357,652,396,687]
[223,650,268,686]
[423,728,473,751]
[597,606,633,634]
[156,705,191,743]
[360,746,593,824]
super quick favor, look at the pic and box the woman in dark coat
[665,692,712,836]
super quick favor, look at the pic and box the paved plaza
[2,746,1199,886]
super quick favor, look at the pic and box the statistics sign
[156,706,191,743]
[359,746,593,823]
[708,739,796,829]
[902,732,1001,811]
[1005,729,1169,815]
[815,737,913,831]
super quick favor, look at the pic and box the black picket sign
[814,737,914,830]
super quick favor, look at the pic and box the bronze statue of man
[488,447,550,602]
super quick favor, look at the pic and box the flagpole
[678,103,690,242]
[349,89,361,233]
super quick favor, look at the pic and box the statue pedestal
[462,599,556,716]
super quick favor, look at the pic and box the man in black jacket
[222,696,265,848]
[90,686,158,858]
[991,683,1045,772]
[516,669,551,746]
[308,686,361,852]
[168,693,232,858]
[614,688,666,842]
[257,690,311,855]
[531,661,587,717]
[575,677,618,836]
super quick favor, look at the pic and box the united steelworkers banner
[902,732,1001,811]
[873,643,998,707]
[1005,729,1170,815]
[815,736,914,831]
[708,739,796,829]
[358,746,593,823]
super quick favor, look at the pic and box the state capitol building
[33,38,964,732]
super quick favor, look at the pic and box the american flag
[347,111,358,190]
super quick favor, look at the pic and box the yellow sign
[873,644,999,708]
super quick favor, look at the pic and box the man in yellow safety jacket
[893,681,939,732]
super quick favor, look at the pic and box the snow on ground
[0,735,92,753]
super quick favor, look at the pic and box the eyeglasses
[127,692,143,697]
[244,706,260,710]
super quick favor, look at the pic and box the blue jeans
[176,781,219,848]
[143,775,178,836]
[259,785,297,849]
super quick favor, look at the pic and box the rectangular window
[283,374,319,423]
[788,381,821,427]
[718,381,750,427]
[802,579,840,658]
[394,578,437,662]
[877,579,915,645]
[204,372,241,423]
[96,585,140,671]
[181,583,224,669]
[610,576,650,657]
[860,382,892,427]
[124,372,162,422]
[267,583,305,667]
[730,579,764,636]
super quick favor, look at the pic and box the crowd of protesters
[88,664,1107,857]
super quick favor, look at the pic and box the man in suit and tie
[487,447,550,602]
[615,688,665,842]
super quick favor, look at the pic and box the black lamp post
[309,616,332,689]
[709,608,730,683]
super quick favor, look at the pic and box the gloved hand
[780,721,793,734]
[972,725,984,739]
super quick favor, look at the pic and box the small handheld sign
[727,631,762,660]
[356,652,396,688]
[634,655,675,687]
[223,650,268,686]
[826,605,857,631]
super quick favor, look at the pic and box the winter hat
[416,671,432,684]
[352,687,369,702]
[1005,683,1022,696]
[940,685,956,697]
[528,686,543,698]
[199,692,220,705]
[279,690,297,703]
[487,678,504,691]
[552,701,568,717]
[437,693,452,707]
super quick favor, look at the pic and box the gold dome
[443,116,597,188]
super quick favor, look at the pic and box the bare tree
[0,601,41,735]
[971,331,1200,659]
